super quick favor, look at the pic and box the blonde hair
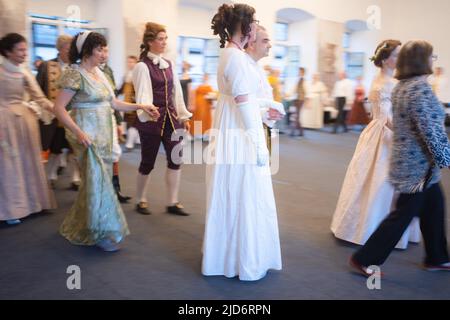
[56,35,72,51]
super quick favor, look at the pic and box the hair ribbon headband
[76,31,92,54]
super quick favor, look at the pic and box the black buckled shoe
[136,202,151,215]
[117,191,132,203]
[167,203,189,216]
[112,175,132,203]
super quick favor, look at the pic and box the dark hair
[370,39,401,68]
[211,3,256,48]
[69,31,107,64]
[300,67,306,73]
[0,33,26,57]
[395,40,434,80]
[139,22,166,60]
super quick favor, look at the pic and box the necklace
[85,68,97,76]
[82,65,101,81]
[229,39,244,51]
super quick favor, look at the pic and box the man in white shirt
[332,71,354,134]
[245,25,284,154]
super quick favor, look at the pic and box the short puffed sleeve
[224,50,252,98]
[57,66,82,92]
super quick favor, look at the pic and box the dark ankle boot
[112,175,132,203]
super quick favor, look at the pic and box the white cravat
[147,52,169,69]
[2,57,25,73]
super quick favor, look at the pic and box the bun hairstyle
[211,3,256,48]
[370,39,402,68]
[140,22,166,60]
[0,33,26,57]
[68,31,107,64]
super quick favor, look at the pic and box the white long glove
[237,101,269,167]
[257,98,286,128]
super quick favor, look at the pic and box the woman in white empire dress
[301,74,328,129]
[202,3,282,281]
[331,40,421,249]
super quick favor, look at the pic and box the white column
[0,0,27,36]
[96,0,126,84]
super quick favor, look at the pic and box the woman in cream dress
[331,40,420,249]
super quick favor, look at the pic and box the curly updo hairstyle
[0,33,26,57]
[139,22,166,60]
[211,3,256,48]
[370,39,402,68]
[69,31,107,64]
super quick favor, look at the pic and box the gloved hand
[237,101,269,167]
[257,98,286,127]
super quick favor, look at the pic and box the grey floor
[1,127,450,300]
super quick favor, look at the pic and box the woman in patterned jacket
[351,40,450,276]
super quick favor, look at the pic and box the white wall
[122,0,180,61]
[288,19,318,77]
[245,0,388,25]
[347,29,380,92]
[27,0,97,21]
[1,0,27,36]
[383,0,450,101]
[177,5,215,39]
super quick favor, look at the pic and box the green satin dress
[58,65,129,246]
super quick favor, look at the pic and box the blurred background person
[268,68,282,102]
[180,61,193,111]
[33,56,43,73]
[118,55,140,151]
[301,73,327,130]
[332,71,354,134]
[290,67,306,137]
[36,34,81,190]
[189,73,214,140]
[347,76,370,129]
[429,67,448,107]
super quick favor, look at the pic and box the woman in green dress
[54,31,159,252]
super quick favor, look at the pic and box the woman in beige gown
[0,33,56,225]
[331,40,420,249]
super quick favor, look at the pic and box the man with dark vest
[36,34,81,190]
[132,22,192,216]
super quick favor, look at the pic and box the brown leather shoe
[136,202,151,215]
